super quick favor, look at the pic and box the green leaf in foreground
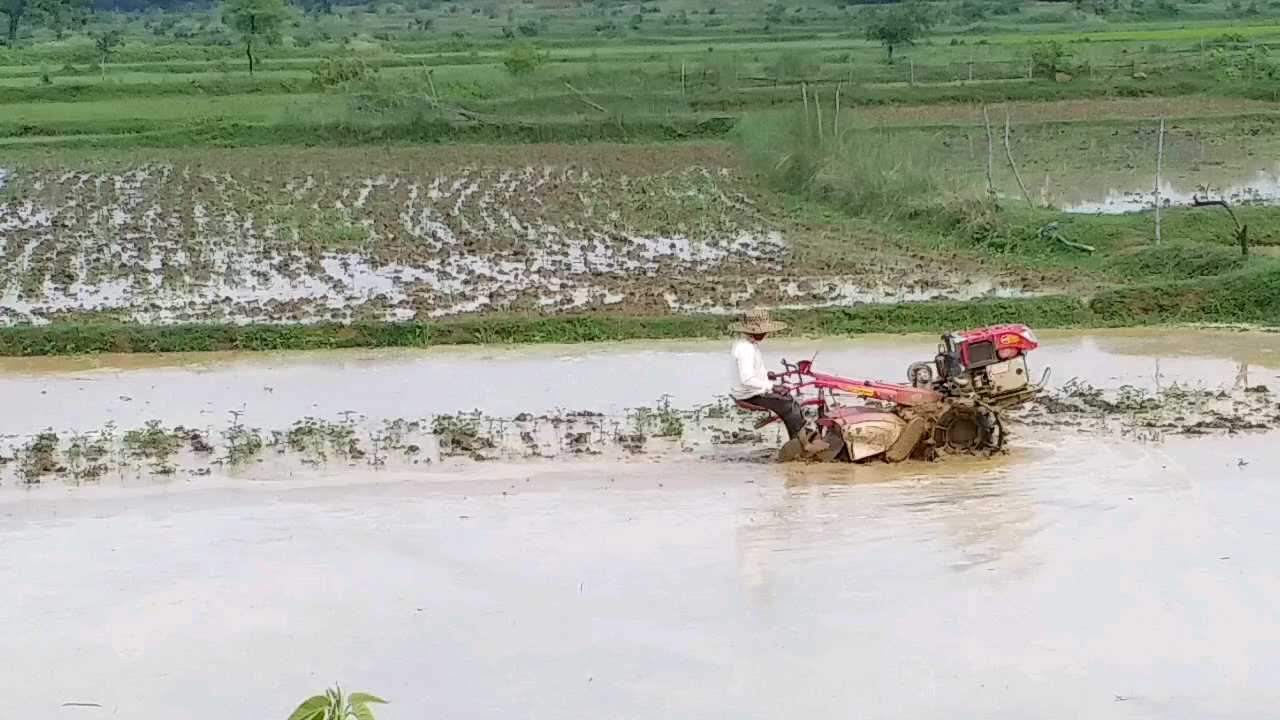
[286,695,329,720]
[287,685,388,720]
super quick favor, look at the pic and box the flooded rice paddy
[1063,165,1280,214]
[0,150,1039,325]
[4,329,1280,719]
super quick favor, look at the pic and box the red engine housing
[949,324,1039,369]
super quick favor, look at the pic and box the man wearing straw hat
[728,308,827,455]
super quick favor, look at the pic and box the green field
[1,0,1279,352]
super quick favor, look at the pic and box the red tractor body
[742,324,1048,463]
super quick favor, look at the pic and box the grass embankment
[734,104,1280,336]
[0,271,1275,357]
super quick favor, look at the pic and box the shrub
[502,44,549,76]
[1031,41,1074,78]
[311,55,376,88]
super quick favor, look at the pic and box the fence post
[982,105,996,204]
[1155,118,1165,244]
[834,82,842,139]
[815,91,823,140]
[681,60,687,96]
[910,59,915,85]
[1004,111,1033,208]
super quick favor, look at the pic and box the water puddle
[1063,164,1280,214]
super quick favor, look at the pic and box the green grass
[0,298,1086,355]
[0,280,1275,357]
[1090,261,1280,323]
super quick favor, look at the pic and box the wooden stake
[909,59,915,85]
[425,69,439,103]
[834,82,841,138]
[815,90,823,140]
[681,60,687,96]
[982,106,996,203]
[1155,117,1165,244]
[1003,111,1033,208]
[801,82,809,128]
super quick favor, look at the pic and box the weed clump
[20,431,63,483]
[223,421,264,466]
[431,413,495,456]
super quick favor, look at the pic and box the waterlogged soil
[0,328,1276,487]
[4,330,1280,718]
[4,410,1280,715]
[871,113,1280,215]
[0,145,1040,325]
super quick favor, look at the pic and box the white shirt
[729,336,773,400]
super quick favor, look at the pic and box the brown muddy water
[0,328,1277,434]
[4,330,1280,719]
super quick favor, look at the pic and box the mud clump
[1020,380,1277,436]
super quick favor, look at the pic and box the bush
[1031,41,1074,78]
[768,49,819,80]
[502,44,549,77]
[311,55,376,88]
[736,109,944,218]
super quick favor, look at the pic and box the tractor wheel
[931,405,1004,453]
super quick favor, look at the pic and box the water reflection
[1063,166,1280,214]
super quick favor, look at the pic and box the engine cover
[981,355,1030,396]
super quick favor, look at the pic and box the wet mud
[0,149,1037,325]
[5,329,1280,719]
[0,328,1276,488]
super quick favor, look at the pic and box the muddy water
[6,432,1280,719]
[1,328,1277,436]
[4,330,1280,719]
[1062,164,1280,214]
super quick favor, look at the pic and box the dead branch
[1039,222,1095,253]
[563,81,609,114]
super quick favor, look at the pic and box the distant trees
[222,0,290,74]
[0,0,28,43]
[1,0,88,45]
[865,3,932,61]
[32,0,88,39]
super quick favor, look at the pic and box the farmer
[728,309,826,454]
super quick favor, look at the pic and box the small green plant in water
[431,413,495,456]
[20,431,62,483]
[653,395,685,438]
[124,420,183,460]
[223,418,264,466]
[286,417,358,460]
[287,685,387,720]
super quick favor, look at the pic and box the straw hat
[729,308,788,334]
